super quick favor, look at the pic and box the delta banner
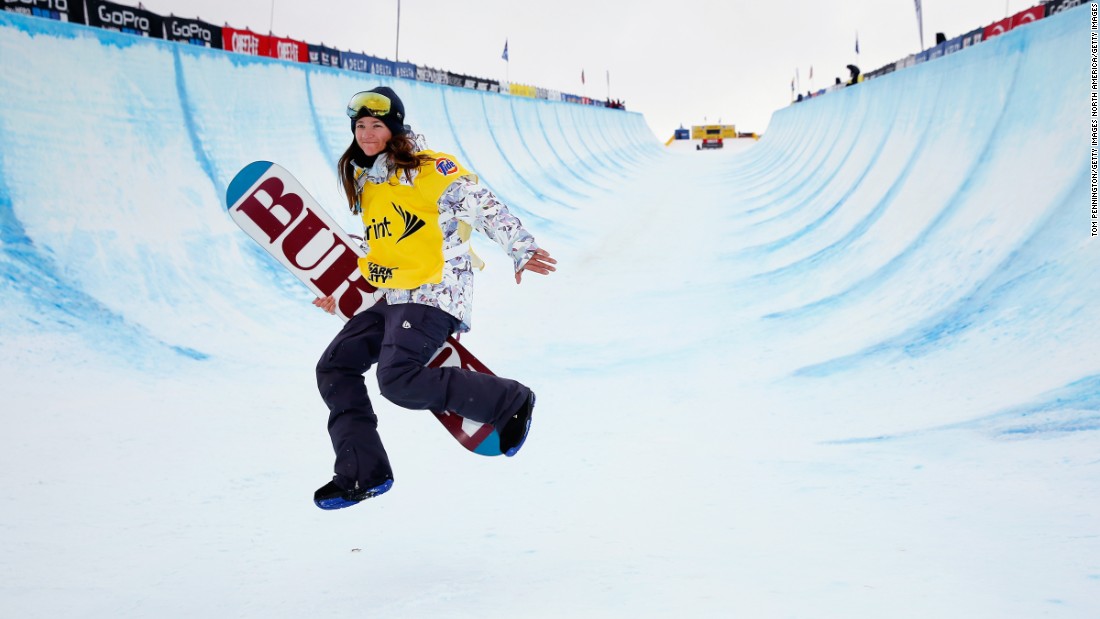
[943,34,964,55]
[395,61,417,80]
[369,57,395,77]
[2,0,85,23]
[86,0,163,38]
[340,50,370,73]
[1046,0,1086,16]
[308,44,341,68]
[164,16,222,48]
[222,26,270,57]
[269,35,307,62]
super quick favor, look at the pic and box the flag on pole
[501,39,509,61]
[809,65,813,79]
[855,31,860,54]
[581,69,586,84]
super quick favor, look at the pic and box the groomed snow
[1,8,1097,618]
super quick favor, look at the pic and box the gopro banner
[1046,0,1086,16]
[165,16,222,48]
[2,0,84,23]
[86,0,163,38]
[308,44,341,67]
[222,26,270,56]
[340,50,371,73]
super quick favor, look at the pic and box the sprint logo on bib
[435,158,458,176]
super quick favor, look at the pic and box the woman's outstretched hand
[516,248,557,284]
[313,295,337,314]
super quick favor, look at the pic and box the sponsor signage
[1046,0,1086,16]
[86,0,163,37]
[164,16,221,48]
[961,27,985,48]
[308,44,341,67]
[943,34,964,55]
[983,16,1014,40]
[269,35,306,62]
[369,57,395,76]
[2,0,84,23]
[341,50,371,73]
[395,61,417,80]
[222,26,270,56]
[1011,5,1045,28]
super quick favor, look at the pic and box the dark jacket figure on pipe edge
[312,87,557,510]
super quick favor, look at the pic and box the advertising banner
[164,16,222,48]
[269,35,306,62]
[942,34,963,55]
[2,0,84,23]
[222,26,270,57]
[340,50,371,73]
[961,27,985,48]
[368,57,395,77]
[395,61,417,80]
[1046,0,1086,16]
[308,44,341,67]
[417,66,448,84]
[1010,5,1044,28]
[86,0,163,37]
[983,16,1013,40]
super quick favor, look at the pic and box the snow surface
[1,8,1098,618]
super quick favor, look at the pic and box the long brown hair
[338,133,435,213]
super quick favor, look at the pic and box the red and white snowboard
[226,160,504,456]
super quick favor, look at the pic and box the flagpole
[395,0,401,61]
[501,38,509,91]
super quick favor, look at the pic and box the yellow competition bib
[356,151,473,289]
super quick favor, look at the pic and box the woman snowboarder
[312,86,556,510]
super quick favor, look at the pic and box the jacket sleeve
[439,176,539,272]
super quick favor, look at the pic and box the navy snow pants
[316,301,530,489]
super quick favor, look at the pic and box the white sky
[137,0,1032,138]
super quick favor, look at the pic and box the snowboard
[225,160,504,456]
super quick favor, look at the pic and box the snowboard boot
[499,391,535,457]
[313,477,393,510]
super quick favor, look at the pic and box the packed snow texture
[1,8,1097,618]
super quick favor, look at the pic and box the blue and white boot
[313,478,393,510]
